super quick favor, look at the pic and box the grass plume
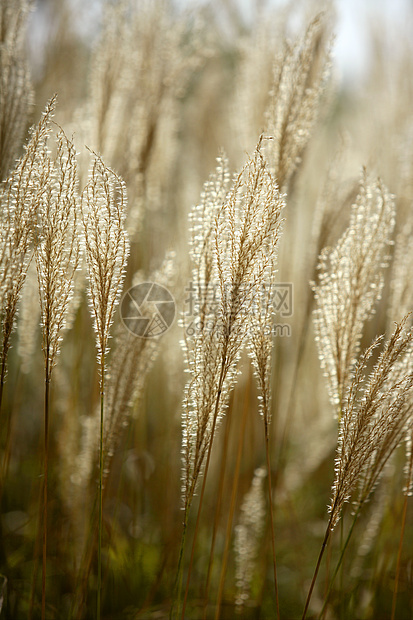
[313,170,395,414]
[81,152,129,618]
[35,124,81,619]
[0,96,55,415]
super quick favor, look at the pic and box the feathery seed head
[81,152,130,375]
[35,127,81,377]
[0,96,56,367]
[182,138,284,511]
[264,12,333,191]
[313,169,395,414]
[329,317,413,530]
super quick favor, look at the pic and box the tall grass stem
[42,358,50,620]
[318,506,361,620]
[97,366,104,619]
[264,416,280,619]
[214,376,250,619]
[391,494,408,620]
[181,355,227,619]
[203,399,233,618]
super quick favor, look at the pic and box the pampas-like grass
[35,123,81,620]
[264,12,332,191]
[331,317,413,528]
[181,138,284,517]
[80,0,206,238]
[81,153,129,376]
[313,170,395,415]
[176,137,284,618]
[36,128,81,378]
[303,164,407,619]
[0,96,55,413]
[0,0,33,181]
[1,2,413,618]
[302,317,413,619]
[81,152,129,618]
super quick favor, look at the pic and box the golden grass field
[0,1,413,618]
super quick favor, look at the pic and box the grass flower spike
[35,124,81,620]
[313,170,395,414]
[81,152,129,618]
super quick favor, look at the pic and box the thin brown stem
[302,519,332,620]
[319,505,361,620]
[202,397,233,619]
[215,378,249,619]
[42,357,50,620]
[170,515,188,620]
[391,494,408,620]
[0,353,6,415]
[264,417,280,619]
[97,361,105,620]
[181,353,227,619]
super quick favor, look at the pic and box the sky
[232,0,412,84]
[333,0,412,82]
[28,0,413,87]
